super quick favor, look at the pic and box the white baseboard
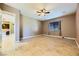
[75,40,79,48]
[22,34,42,40]
[63,37,75,40]
[43,34,63,38]
[43,34,76,40]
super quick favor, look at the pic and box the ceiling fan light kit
[36,8,50,16]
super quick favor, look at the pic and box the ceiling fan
[36,8,50,16]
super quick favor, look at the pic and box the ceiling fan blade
[37,11,41,13]
[38,14,41,16]
[45,12,50,14]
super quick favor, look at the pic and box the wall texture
[42,14,76,38]
[21,15,42,39]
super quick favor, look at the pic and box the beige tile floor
[1,35,79,56]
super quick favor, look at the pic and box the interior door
[2,11,16,51]
[0,9,2,48]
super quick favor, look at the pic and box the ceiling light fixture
[36,8,50,16]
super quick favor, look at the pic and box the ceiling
[5,3,77,21]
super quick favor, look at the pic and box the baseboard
[22,34,75,40]
[43,34,76,40]
[22,34,42,40]
[75,40,79,48]
[63,37,76,40]
[43,34,63,38]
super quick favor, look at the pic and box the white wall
[22,15,42,39]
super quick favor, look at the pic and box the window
[49,21,61,32]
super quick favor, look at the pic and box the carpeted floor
[1,35,79,56]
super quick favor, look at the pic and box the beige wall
[21,15,42,38]
[76,4,79,45]
[42,14,76,38]
[0,3,77,41]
